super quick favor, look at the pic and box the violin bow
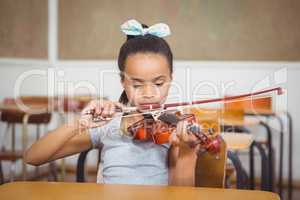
[163,87,283,109]
[88,87,283,121]
[128,87,282,112]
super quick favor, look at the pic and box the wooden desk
[0,182,279,200]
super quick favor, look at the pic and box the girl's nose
[142,84,158,98]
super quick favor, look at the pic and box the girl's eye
[133,85,142,88]
[155,82,164,87]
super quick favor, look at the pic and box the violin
[85,87,283,155]
[126,110,222,155]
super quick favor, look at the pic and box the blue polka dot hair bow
[120,19,171,38]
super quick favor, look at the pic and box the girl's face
[121,53,172,107]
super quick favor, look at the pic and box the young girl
[25,19,199,185]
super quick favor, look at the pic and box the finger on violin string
[175,121,182,137]
[169,130,180,146]
[176,120,188,142]
[182,121,190,142]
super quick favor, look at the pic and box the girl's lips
[137,103,162,110]
[139,102,160,106]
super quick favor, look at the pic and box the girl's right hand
[79,99,125,128]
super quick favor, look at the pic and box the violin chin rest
[158,113,180,125]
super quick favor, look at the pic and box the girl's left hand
[169,121,200,157]
[168,121,200,186]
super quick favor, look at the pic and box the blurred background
[0,0,299,200]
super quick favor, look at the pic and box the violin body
[125,110,222,155]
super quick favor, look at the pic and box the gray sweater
[89,115,169,185]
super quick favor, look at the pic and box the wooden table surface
[0,182,280,200]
